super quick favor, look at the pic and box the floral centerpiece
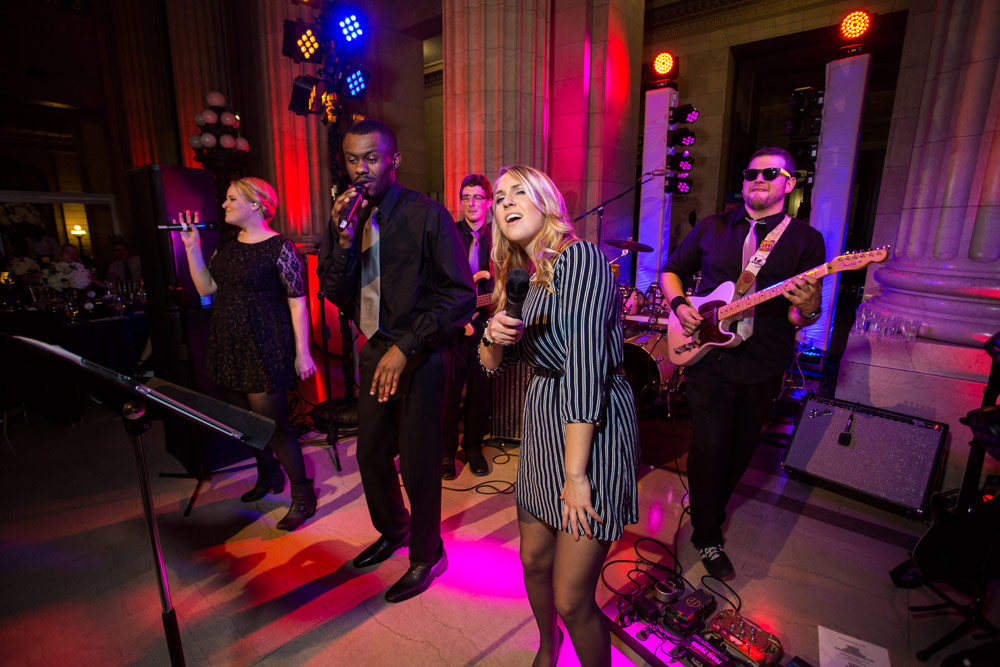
[10,257,40,276]
[42,261,91,290]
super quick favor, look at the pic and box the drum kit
[605,238,685,415]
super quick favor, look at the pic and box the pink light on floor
[439,536,527,600]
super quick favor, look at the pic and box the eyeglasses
[743,167,792,181]
[460,194,489,203]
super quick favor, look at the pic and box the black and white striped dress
[501,241,639,540]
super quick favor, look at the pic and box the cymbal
[606,238,653,252]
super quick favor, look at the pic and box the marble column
[244,0,330,242]
[442,0,552,209]
[107,0,181,169]
[869,0,1000,347]
[837,0,1000,487]
[163,0,239,171]
[443,0,643,253]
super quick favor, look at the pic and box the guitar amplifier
[782,394,948,517]
[490,360,533,444]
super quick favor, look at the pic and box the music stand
[9,335,275,667]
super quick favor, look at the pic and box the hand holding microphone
[331,184,368,248]
[487,268,530,346]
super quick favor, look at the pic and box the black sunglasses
[743,167,792,181]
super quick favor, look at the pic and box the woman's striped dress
[502,241,639,540]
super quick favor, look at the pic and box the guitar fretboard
[716,264,831,320]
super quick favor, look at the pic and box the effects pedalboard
[616,582,783,667]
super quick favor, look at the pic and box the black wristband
[670,296,690,312]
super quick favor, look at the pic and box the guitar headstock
[828,246,890,273]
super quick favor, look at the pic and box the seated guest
[105,241,142,283]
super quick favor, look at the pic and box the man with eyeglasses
[659,147,825,579]
[442,174,494,479]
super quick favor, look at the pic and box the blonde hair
[231,177,278,221]
[490,165,579,312]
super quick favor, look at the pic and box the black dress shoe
[467,450,488,476]
[352,533,408,568]
[441,457,457,480]
[384,548,448,603]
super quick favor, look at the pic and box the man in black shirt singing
[660,147,825,579]
[319,119,476,602]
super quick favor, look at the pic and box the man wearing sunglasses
[659,147,825,579]
[442,173,494,479]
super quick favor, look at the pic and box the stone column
[243,0,330,242]
[869,0,1000,347]
[163,0,239,170]
[443,0,552,209]
[443,0,643,255]
[837,0,1000,487]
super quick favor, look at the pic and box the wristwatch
[799,307,822,320]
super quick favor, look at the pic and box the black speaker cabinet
[490,361,534,444]
[126,165,222,310]
[782,393,948,517]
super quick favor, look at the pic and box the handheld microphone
[337,184,367,231]
[505,268,530,320]
[838,411,855,446]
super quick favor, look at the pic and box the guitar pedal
[663,589,717,636]
[706,610,783,667]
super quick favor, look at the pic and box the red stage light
[653,52,675,76]
[840,10,871,40]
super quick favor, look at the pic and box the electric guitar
[463,270,493,337]
[666,247,889,366]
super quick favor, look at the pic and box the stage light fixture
[665,175,692,194]
[289,75,321,116]
[337,12,365,43]
[667,151,694,172]
[668,128,696,147]
[670,104,699,124]
[653,52,675,77]
[282,20,325,64]
[840,10,872,40]
[343,68,369,99]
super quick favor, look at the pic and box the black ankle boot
[276,480,317,531]
[240,465,285,502]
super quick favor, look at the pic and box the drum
[622,331,682,411]
[617,283,645,317]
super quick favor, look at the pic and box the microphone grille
[507,268,530,299]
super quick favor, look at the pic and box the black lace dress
[206,234,305,394]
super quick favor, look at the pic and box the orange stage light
[840,10,871,40]
[653,52,675,77]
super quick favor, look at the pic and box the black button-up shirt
[318,181,476,357]
[661,207,825,381]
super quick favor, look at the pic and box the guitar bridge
[673,342,700,354]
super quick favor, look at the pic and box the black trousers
[442,329,491,458]
[684,357,783,549]
[357,336,451,564]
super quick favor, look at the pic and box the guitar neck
[718,264,831,320]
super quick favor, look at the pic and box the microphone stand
[574,174,657,249]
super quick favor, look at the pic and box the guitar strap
[734,215,790,341]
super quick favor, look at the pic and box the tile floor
[0,367,996,666]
